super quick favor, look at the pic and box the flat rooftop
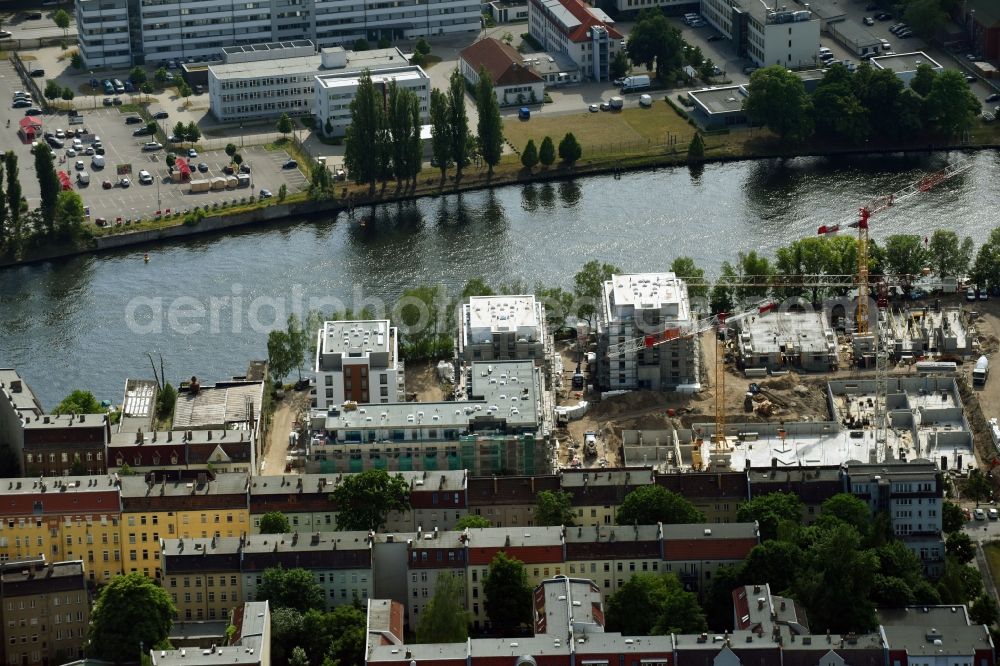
[173,381,262,430]
[872,51,943,73]
[878,606,992,656]
[119,378,157,434]
[152,602,269,666]
[120,473,248,498]
[0,369,44,414]
[213,47,409,80]
[248,470,466,497]
[320,320,392,357]
[0,559,85,584]
[689,85,748,114]
[833,20,881,45]
[605,272,691,315]
[315,65,426,90]
[222,39,313,56]
[21,412,107,430]
[465,295,541,336]
[739,310,834,354]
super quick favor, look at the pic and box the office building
[527,0,623,81]
[596,273,700,392]
[314,65,430,137]
[76,0,479,68]
[0,558,89,666]
[701,0,820,68]
[312,320,406,409]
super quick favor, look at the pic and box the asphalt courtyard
[1,60,307,225]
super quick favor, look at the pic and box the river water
[2,150,998,408]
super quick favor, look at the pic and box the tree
[902,0,947,38]
[928,229,973,279]
[267,329,295,383]
[329,469,410,531]
[60,87,74,101]
[883,234,928,282]
[812,65,869,143]
[178,81,192,99]
[269,607,304,665]
[415,38,431,56]
[44,79,61,101]
[474,68,503,176]
[534,490,575,526]
[288,646,308,666]
[386,81,422,185]
[573,260,619,327]
[669,257,707,298]
[736,492,803,542]
[416,573,468,643]
[558,132,582,165]
[538,136,555,167]
[172,121,187,142]
[447,69,470,179]
[155,382,176,421]
[71,52,83,69]
[353,39,370,51]
[129,66,147,85]
[710,261,737,313]
[308,164,333,200]
[735,250,773,302]
[971,228,1000,291]
[924,70,981,136]
[429,89,451,179]
[687,132,704,160]
[611,49,630,80]
[88,572,175,663]
[942,501,965,534]
[53,8,71,36]
[225,143,238,158]
[970,594,1000,627]
[796,522,878,633]
[52,389,103,415]
[146,120,158,137]
[185,122,201,143]
[140,81,153,98]
[626,9,683,82]
[278,183,287,202]
[276,112,293,138]
[285,314,308,381]
[606,573,706,635]
[744,66,814,142]
[742,540,805,595]
[946,532,975,564]
[344,71,384,195]
[964,469,992,506]
[232,153,244,166]
[910,63,937,97]
[259,511,291,534]
[54,190,85,238]
[483,552,532,634]
[616,485,704,525]
[520,139,538,170]
[155,67,168,84]
[817,493,873,541]
[455,515,491,529]
[257,567,325,613]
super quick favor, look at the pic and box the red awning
[175,158,191,182]
[19,117,42,130]
[58,171,72,190]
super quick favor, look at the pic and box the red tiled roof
[537,0,622,42]
[460,38,543,87]
[662,537,757,561]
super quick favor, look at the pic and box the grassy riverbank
[4,103,999,266]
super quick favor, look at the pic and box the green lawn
[983,541,1000,587]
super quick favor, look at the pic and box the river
[2,150,998,409]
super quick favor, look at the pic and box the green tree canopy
[910,63,937,96]
[267,329,295,382]
[256,567,325,613]
[475,66,504,176]
[882,234,929,282]
[616,485,705,525]
[736,492,803,541]
[744,66,814,142]
[259,511,291,534]
[538,136,555,167]
[574,260,620,326]
[902,0,947,38]
[606,573,707,635]
[817,493,873,541]
[483,552,532,634]
[557,132,582,165]
[970,594,1000,627]
[416,573,469,643]
[297,606,366,666]
[534,490,575,526]
[429,88,451,178]
[812,65,869,143]
[945,532,975,564]
[329,469,410,531]
[942,501,965,534]
[447,69,470,179]
[687,132,705,160]
[742,540,805,595]
[924,70,981,136]
[53,8,71,34]
[928,229,974,278]
[52,389,105,415]
[455,515,491,529]
[625,9,683,81]
[520,139,538,170]
[669,257,707,298]
[344,70,386,195]
[971,227,1000,290]
[88,572,175,663]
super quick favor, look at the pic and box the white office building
[701,0,819,69]
[208,42,413,122]
[314,64,429,137]
[527,0,623,82]
[76,0,480,68]
[596,273,700,392]
[312,320,405,409]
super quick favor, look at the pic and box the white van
[639,94,653,107]
[77,171,90,185]
[91,155,105,169]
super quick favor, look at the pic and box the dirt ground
[261,388,311,475]
[405,359,450,402]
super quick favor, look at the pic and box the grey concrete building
[736,310,839,372]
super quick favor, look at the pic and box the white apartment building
[527,0,623,81]
[209,42,412,122]
[596,273,700,392]
[76,0,479,68]
[312,320,405,409]
[458,295,548,364]
[314,65,429,137]
[701,0,819,69]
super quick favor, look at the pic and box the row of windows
[24,451,102,464]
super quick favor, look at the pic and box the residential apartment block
[596,273,700,391]
[76,0,480,68]
[313,320,406,410]
[307,360,551,476]
[0,558,90,666]
[458,295,549,365]
[119,473,250,578]
[161,537,245,622]
[701,0,820,69]
[527,0,623,81]
[209,42,416,123]
[0,476,122,585]
[151,601,270,666]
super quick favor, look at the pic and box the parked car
[125,116,144,124]
[103,97,113,106]
[29,68,44,77]
[153,111,169,119]
[990,508,998,520]
[0,30,12,39]
[967,286,977,301]
[133,126,155,136]
[975,508,986,520]
[75,160,85,171]
[138,170,153,184]
[112,97,123,105]
[282,159,298,169]
[986,93,1000,103]
[707,34,723,42]
[223,165,235,175]
[119,177,131,187]
[588,103,599,112]
[239,163,251,174]
[142,141,163,151]
[863,16,874,25]
[875,12,891,20]
[12,99,31,108]
[966,74,977,83]
[65,148,76,157]
[102,179,113,189]
[599,101,610,111]
[259,189,273,199]
[197,162,209,172]
[187,148,198,158]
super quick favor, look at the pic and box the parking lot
[1,59,307,225]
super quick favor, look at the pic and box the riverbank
[1,126,998,269]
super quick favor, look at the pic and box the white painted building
[527,0,623,82]
[701,0,820,69]
[208,42,413,123]
[312,320,405,409]
[871,51,944,85]
[458,295,548,363]
[314,64,429,137]
[76,0,480,68]
[458,38,545,107]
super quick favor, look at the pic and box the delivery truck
[621,75,650,92]
[974,355,989,386]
